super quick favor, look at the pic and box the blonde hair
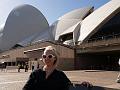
[44,46,59,65]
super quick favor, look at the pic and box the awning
[24,47,45,54]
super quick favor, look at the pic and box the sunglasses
[42,54,55,59]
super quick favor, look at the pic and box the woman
[23,46,71,90]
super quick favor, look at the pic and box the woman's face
[42,50,56,66]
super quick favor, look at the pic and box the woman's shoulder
[55,69,66,75]
[55,69,71,83]
[55,69,63,72]
[32,68,43,74]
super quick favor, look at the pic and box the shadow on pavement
[69,84,117,90]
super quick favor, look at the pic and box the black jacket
[23,69,71,90]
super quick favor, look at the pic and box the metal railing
[78,37,120,49]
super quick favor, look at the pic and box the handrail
[78,37,120,48]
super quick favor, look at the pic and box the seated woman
[23,46,71,90]
[23,46,92,90]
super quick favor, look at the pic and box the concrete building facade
[0,41,75,70]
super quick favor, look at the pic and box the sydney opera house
[0,0,120,70]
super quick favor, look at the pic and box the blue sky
[0,0,110,26]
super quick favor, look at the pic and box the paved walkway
[65,70,120,89]
[0,69,119,90]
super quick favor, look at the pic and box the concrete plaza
[0,69,119,90]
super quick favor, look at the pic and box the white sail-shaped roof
[78,0,120,42]
[18,28,52,46]
[59,22,81,42]
[31,28,53,43]
[0,4,49,51]
[53,7,93,40]
[59,7,94,20]
[1,0,119,51]
[54,19,80,40]
[60,22,80,36]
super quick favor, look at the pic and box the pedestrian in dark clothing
[37,63,39,69]
[18,64,21,72]
[32,65,34,71]
[25,63,29,72]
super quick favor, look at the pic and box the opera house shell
[0,4,49,51]
[0,0,120,51]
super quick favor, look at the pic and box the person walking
[37,63,39,69]
[24,62,29,72]
[18,64,21,72]
[31,64,34,71]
